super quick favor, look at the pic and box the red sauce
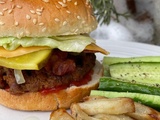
[40,70,93,95]
[40,85,68,95]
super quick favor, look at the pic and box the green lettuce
[0,35,95,52]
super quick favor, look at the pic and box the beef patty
[0,49,96,95]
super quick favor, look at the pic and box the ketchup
[40,85,68,95]
[40,70,93,95]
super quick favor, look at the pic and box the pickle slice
[0,49,52,70]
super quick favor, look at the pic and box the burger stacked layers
[0,0,108,111]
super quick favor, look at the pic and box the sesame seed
[77,16,81,19]
[0,12,3,15]
[63,21,67,26]
[20,32,24,37]
[17,34,20,38]
[33,19,37,25]
[30,10,36,14]
[17,32,24,38]
[26,14,31,20]
[3,8,8,11]
[63,0,66,3]
[41,7,44,11]
[54,18,60,22]
[0,22,4,26]
[67,0,71,1]
[8,9,13,14]
[58,1,67,7]
[0,1,5,4]
[66,10,71,14]
[39,23,44,26]
[16,5,22,9]
[62,5,67,7]
[12,5,15,9]
[74,1,77,5]
[42,27,47,32]
[36,8,43,12]
[42,0,49,3]
[85,0,89,5]
[14,21,19,26]
[36,11,42,16]
[74,29,79,33]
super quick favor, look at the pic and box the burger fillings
[0,0,108,111]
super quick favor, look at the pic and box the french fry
[93,114,134,120]
[78,97,135,115]
[50,108,74,120]
[70,103,100,120]
[50,96,160,120]
[127,102,160,120]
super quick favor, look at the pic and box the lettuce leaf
[0,35,95,52]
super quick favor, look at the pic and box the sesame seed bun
[0,0,97,38]
[0,61,102,111]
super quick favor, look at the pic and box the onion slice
[14,69,26,84]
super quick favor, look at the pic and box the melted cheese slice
[0,43,109,58]
[0,46,51,58]
[85,43,109,55]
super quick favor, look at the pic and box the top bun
[0,0,97,38]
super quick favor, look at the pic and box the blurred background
[90,0,160,45]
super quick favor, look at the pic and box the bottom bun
[0,61,102,111]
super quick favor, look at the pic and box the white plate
[96,40,160,62]
[1,40,160,120]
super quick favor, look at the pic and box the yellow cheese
[0,46,51,58]
[0,49,52,70]
[0,43,108,58]
[85,43,109,55]
[0,43,109,58]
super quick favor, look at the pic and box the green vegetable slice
[109,62,160,86]
[103,56,160,65]
[91,90,160,111]
[0,35,95,52]
[99,77,160,96]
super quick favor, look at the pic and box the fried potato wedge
[93,114,134,120]
[127,102,160,120]
[50,108,74,120]
[70,103,100,120]
[50,96,160,120]
[78,97,135,115]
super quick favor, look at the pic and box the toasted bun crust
[0,0,97,38]
[0,61,102,111]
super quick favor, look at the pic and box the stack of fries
[50,96,160,120]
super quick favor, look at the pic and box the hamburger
[0,0,108,111]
